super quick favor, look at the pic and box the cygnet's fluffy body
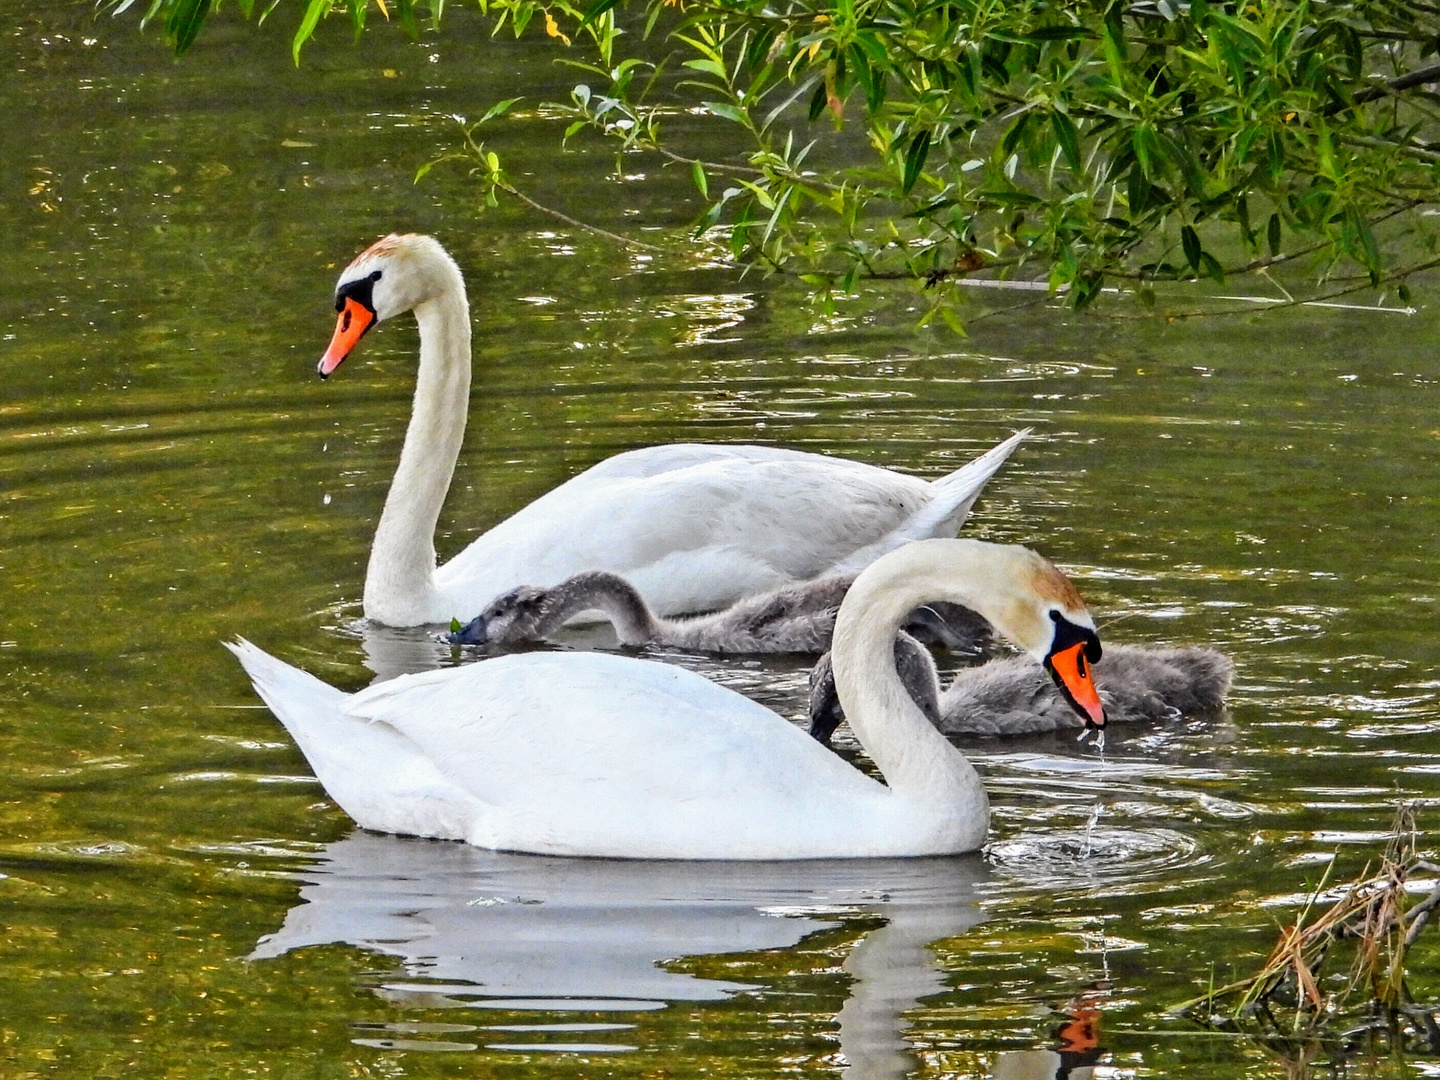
[810,636,1232,742]
[452,571,993,656]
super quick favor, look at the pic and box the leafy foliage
[113,0,1440,312]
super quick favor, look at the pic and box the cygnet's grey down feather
[808,637,1233,743]
[451,571,992,656]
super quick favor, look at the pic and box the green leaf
[1132,125,1159,178]
[683,57,728,78]
[578,0,623,30]
[450,617,463,633]
[902,130,931,195]
[1051,110,1081,173]
[1127,163,1152,214]
[292,0,329,64]
[1073,271,1104,309]
[166,0,212,55]
[807,80,828,122]
[1267,213,1281,257]
[692,160,708,199]
[479,97,523,124]
[1198,251,1225,283]
[703,101,748,125]
[1347,206,1381,283]
[395,0,419,38]
[1181,225,1202,272]
[1001,111,1031,157]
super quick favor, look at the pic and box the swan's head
[318,234,464,378]
[845,539,1106,730]
[998,547,1106,730]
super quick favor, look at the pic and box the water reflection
[252,831,987,1071]
[991,985,1107,1080]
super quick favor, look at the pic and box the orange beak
[1045,641,1105,728]
[318,297,376,378]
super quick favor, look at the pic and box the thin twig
[1111,254,1440,321]
[499,182,672,254]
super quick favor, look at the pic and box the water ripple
[985,826,1207,896]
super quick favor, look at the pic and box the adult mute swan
[320,234,1028,626]
[446,570,991,655]
[808,634,1231,743]
[228,538,1106,859]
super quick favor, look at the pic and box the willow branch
[500,181,673,253]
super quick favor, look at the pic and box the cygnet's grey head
[447,585,553,648]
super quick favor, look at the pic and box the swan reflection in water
[251,830,988,1075]
[992,985,1107,1080]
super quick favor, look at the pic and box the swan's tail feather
[826,429,1029,577]
[921,427,1029,521]
[225,638,349,732]
[224,639,478,841]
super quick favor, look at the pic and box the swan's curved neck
[831,544,1009,808]
[544,573,660,644]
[364,287,471,625]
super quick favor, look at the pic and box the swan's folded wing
[343,652,877,815]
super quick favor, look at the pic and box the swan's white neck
[831,542,1015,818]
[363,286,471,626]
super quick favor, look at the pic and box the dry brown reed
[1177,802,1440,1062]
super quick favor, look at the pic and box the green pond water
[5,3,1440,1076]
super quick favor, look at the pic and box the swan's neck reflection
[253,831,987,1076]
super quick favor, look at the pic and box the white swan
[319,234,1028,626]
[227,538,1106,859]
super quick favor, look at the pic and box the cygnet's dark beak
[447,614,488,645]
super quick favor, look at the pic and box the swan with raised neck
[229,537,1106,858]
[315,234,1031,627]
[322,235,469,625]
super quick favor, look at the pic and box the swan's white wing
[344,652,890,858]
[436,438,1022,617]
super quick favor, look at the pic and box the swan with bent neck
[809,634,1232,743]
[448,570,991,657]
[227,538,1106,859]
[320,234,1027,626]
